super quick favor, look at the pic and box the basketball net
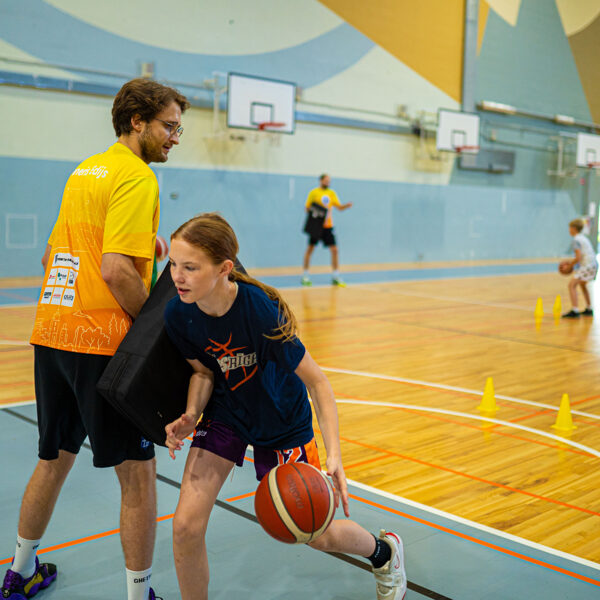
[454,145,480,155]
[587,162,600,176]
[254,122,285,146]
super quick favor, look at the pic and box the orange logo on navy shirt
[205,333,258,391]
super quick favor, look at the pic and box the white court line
[0,339,31,346]
[322,366,600,421]
[346,477,600,574]
[334,398,600,458]
[0,400,35,409]
[358,286,534,312]
[5,401,597,572]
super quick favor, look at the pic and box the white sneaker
[372,530,407,600]
[301,276,312,286]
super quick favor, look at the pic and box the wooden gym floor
[1,262,599,598]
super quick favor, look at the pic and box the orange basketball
[254,462,335,544]
[155,235,169,262]
[558,260,573,275]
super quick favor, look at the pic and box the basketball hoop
[454,145,480,155]
[257,122,285,131]
[587,162,600,176]
[254,122,286,146]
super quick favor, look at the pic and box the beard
[139,127,166,164]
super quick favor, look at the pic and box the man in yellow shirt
[302,174,353,286]
[2,79,189,600]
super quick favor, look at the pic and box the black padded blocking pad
[303,202,327,238]
[97,260,246,446]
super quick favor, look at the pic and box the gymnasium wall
[0,0,599,277]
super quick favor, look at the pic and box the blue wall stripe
[0,71,410,135]
[0,0,374,90]
[0,157,577,278]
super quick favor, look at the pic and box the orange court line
[393,406,593,458]
[332,392,594,458]
[333,382,541,415]
[0,396,35,405]
[0,346,32,352]
[344,454,392,471]
[0,291,38,302]
[348,493,600,588]
[1,489,597,587]
[571,393,600,406]
[574,418,600,429]
[0,357,34,367]
[310,336,461,361]
[0,381,33,390]
[0,514,176,566]
[334,434,600,517]
[226,491,256,502]
[508,409,554,423]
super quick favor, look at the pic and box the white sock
[333,270,340,279]
[126,567,152,600]
[303,270,309,278]
[12,535,40,578]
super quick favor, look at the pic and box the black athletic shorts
[34,345,155,468]
[309,227,336,247]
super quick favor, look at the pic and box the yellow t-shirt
[30,143,160,356]
[305,187,341,229]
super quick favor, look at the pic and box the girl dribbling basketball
[163,213,406,600]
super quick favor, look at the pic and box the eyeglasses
[155,118,184,138]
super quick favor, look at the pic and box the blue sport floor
[0,261,557,307]
[2,403,599,600]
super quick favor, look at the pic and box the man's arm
[305,190,315,212]
[101,252,149,319]
[332,191,352,211]
[41,244,52,271]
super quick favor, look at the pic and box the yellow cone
[534,297,544,319]
[478,377,497,412]
[551,393,577,432]
[553,295,562,318]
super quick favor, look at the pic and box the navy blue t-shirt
[164,281,312,449]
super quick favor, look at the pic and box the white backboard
[227,72,296,134]
[576,133,600,167]
[436,109,480,153]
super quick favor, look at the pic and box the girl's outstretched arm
[165,358,214,459]
[295,351,350,517]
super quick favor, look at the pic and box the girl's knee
[307,527,335,552]
[173,512,207,545]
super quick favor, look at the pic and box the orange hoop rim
[256,121,286,131]
[454,145,480,154]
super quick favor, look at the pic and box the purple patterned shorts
[191,418,320,481]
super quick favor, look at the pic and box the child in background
[562,218,598,318]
